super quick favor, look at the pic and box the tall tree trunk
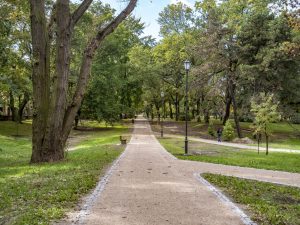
[169,100,173,119]
[151,104,154,121]
[265,133,269,155]
[257,133,260,154]
[223,86,232,125]
[9,90,16,121]
[175,93,179,121]
[231,84,242,138]
[30,0,137,163]
[18,93,30,123]
[265,125,269,155]
[196,99,200,119]
[204,110,209,124]
[155,104,160,124]
[30,0,52,163]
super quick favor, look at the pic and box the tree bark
[265,125,269,155]
[18,92,30,123]
[223,86,232,125]
[155,103,160,124]
[257,135,260,154]
[151,104,154,121]
[30,0,137,163]
[266,133,269,155]
[230,81,242,138]
[196,99,200,118]
[168,100,173,119]
[9,90,16,121]
[232,91,242,138]
[204,110,209,124]
[30,0,52,163]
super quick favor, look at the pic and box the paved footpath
[65,117,300,225]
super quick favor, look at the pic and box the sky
[100,0,196,40]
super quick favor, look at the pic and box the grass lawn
[0,121,129,225]
[248,139,300,150]
[158,137,300,173]
[203,174,300,225]
[151,118,300,150]
[240,121,300,150]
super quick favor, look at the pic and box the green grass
[79,120,130,129]
[0,121,128,225]
[152,118,300,150]
[249,139,300,150]
[203,174,300,225]
[240,121,300,134]
[158,137,300,173]
[0,121,32,137]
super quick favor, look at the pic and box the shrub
[208,120,215,137]
[291,113,300,124]
[179,114,191,121]
[223,120,235,141]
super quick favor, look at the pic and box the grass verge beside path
[158,137,300,173]
[151,119,300,150]
[203,174,300,225]
[0,122,129,225]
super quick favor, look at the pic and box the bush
[208,120,215,137]
[291,113,300,124]
[179,114,191,121]
[223,120,235,141]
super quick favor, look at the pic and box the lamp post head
[184,60,191,71]
[161,91,164,98]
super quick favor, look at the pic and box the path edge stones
[194,173,257,225]
[71,141,132,225]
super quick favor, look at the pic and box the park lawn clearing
[202,173,300,225]
[151,120,300,150]
[158,137,300,173]
[0,121,129,225]
[248,138,300,151]
[0,121,32,137]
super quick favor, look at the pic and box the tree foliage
[251,93,280,154]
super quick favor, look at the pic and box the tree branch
[47,3,56,38]
[71,0,93,27]
[62,0,138,140]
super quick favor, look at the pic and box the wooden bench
[120,135,127,145]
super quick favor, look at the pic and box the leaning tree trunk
[30,0,137,163]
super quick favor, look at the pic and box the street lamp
[161,91,165,138]
[184,60,191,155]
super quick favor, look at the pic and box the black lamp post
[161,91,164,138]
[184,60,191,155]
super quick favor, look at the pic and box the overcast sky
[100,0,196,40]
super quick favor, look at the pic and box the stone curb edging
[71,141,131,225]
[194,173,257,225]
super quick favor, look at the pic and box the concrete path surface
[62,117,300,225]
[161,134,300,154]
